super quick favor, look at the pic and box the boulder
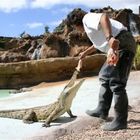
[0,51,29,63]
[0,7,140,63]
[67,31,92,56]
[40,34,69,58]
[0,54,106,88]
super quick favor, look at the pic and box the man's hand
[79,45,96,60]
[108,37,120,50]
[107,48,119,66]
[79,51,87,59]
[107,37,120,66]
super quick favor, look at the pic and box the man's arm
[100,13,120,50]
[100,13,112,40]
[100,13,119,66]
[79,45,96,59]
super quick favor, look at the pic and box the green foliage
[0,37,12,49]
[133,44,140,70]
[53,20,65,33]
[53,24,64,33]
[0,38,5,48]
[19,31,25,38]
[44,25,49,33]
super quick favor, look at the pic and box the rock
[135,35,140,43]
[0,54,106,88]
[89,7,140,37]
[67,31,92,56]
[9,87,32,94]
[114,9,140,35]
[21,33,32,39]
[0,7,140,63]
[0,51,29,63]
[40,34,69,58]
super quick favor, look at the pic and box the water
[0,90,10,98]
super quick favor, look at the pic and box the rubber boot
[86,84,113,120]
[102,92,128,131]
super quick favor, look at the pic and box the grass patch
[133,44,140,70]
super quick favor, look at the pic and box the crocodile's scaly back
[0,109,27,119]
[0,103,56,120]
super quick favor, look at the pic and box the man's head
[67,8,86,28]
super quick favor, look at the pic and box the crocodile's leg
[42,105,63,127]
[67,109,77,118]
[23,110,38,124]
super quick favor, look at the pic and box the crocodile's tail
[0,105,51,121]
[0,109,27,120]
[0,105,45,119]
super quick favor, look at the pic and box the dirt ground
[57,100,140,140]
[30,71,140,140]
[0,71,139,140]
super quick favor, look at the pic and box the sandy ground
[57,100,140,140]
[0,71,140,140]
[57,71,140,140]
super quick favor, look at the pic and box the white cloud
[0,0,28,13]
[0,0,139,14]
[48,20,62,26]
[60,7,74,13]
[30,0,95,9]
[26,22,44,29]
[30,0,140,14]
[51,7,73,15]
[9,24,15,26]
[124,3,139,14]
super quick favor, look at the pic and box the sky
[0,0,139,37]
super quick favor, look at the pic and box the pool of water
[0,90,11,98]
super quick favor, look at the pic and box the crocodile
[0,60,85,127]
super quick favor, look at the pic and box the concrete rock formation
[0,7,140,88]
[0,7,140,63]
[0,54,106,88]
[39,34,69,58]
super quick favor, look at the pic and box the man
[67,9,136,131]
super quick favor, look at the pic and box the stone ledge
[0,54,106,88]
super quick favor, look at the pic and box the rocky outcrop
[0,51,29,63]
[135,36,140,44]
[0,7,140,88]
[0,54,106,88]
[0,7,140,63]
[39,34,69,58]
[66,31,92,56]
[90,7,140,35]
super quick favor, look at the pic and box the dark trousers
[99,50,135,92]
[99,50,134,104]
[98,49,135,125]
[92,31,137,130]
